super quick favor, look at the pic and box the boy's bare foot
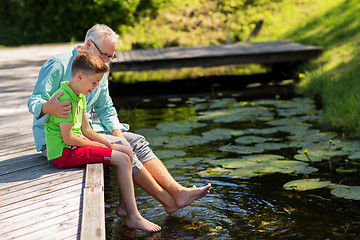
[126,216,161,232]
[116,203,127,218]
[175,183,211,209]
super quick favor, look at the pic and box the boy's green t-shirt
[45,82,86,160]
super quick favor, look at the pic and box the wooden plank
[80,163,105,240]
[1,192,81,232]
[0,178,84,214]
[0,169,82,195]
[1,210,80,240]
[0,173,84,206]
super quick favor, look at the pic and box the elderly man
[28,24,210,216]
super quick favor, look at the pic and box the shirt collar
[61,81,83,103]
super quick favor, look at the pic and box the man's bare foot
[175,183,211,209]
[126,216,161,232]
[163,203,179,215]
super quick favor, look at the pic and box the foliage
[0,0,168,45]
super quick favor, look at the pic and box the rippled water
[105,95,360,239]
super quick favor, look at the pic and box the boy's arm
[81,113,114,148]
[60,121,107,148]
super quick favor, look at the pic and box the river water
[104,81,360,239]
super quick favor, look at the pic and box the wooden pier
[110,40,323,72]
[0,44,105,240]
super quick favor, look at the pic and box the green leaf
[283,178,331,191]
[330,186,360,200]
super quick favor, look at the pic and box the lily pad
[156,122,206,133]
[135,128,166,137]
[235,136,267,145]
[283,178,331,191]
[245,128,279,135]
[164,157,210,169]
[202,128,244,142]
[335,167,357,174]
[163,135,208,148]
[255,142,290,150]
[330,186,360,200]
[219,145,264,154]
[242,154,285,162]
[199,167,229,176]
[348,152,360,160]
[227,163,268,178]
[207,158,242,167]
[275,125,310,134]
[267,117,303,126]
[222,159,259,169]
[208,98,237,109]
[197,106,273,123]
[154,150,186,159]
[294,152,329,162]
[146,135,171,147]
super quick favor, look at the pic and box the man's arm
[91,74,129,138]
[41,91,71,118]
[27,58,71,119]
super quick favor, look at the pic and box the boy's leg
[109,147,161,232]
[97,133,143,176]
[112,144,178,215]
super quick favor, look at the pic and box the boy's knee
[124,146,134,162]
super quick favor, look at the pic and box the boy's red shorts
[52,146,112,169]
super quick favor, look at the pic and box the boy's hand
[42,91,71,118]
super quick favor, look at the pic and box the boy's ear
[76,72,84,81]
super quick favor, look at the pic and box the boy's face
[78,72,104,96]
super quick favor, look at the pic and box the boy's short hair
[71,50,109,77]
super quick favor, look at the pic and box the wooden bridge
[110,40,323,72]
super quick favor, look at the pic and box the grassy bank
[115,0,360,136]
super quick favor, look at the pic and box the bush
[0,0,167,46]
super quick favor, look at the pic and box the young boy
[45,50,161,232]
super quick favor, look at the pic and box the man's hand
[41,91,71,118]
[111,129,127,141]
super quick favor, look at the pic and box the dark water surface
[105,83,360,240]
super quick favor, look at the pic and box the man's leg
[98,132,179,214]
[143,157,211,208]
[122,132,211,209]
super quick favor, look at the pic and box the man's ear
[84,39,92,50]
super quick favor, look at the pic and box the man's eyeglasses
[90,39,116,60]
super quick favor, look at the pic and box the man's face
[90,37,116,63]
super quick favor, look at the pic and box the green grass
[114,0,360,136]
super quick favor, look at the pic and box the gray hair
[84,24,119,45]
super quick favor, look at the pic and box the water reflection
[105,96,360,239]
